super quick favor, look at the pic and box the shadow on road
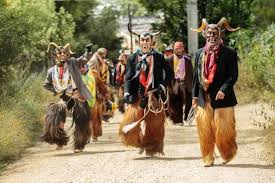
[133,156,201,161]
[54,149,134,157]
[216,163,275,169]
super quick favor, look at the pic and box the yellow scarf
[81,69,96,107]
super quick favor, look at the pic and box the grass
[0,73,56,172]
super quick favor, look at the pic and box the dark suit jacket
[166,54,193,92]
[125,51,174,103]
[44,51,93,100]
[192,45,238,109]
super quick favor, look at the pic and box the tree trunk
[186,0,198,58]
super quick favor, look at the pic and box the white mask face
[139,34,152,53]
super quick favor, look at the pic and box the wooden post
[186,0,198,58]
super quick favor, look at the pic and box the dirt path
[0,104,274,183]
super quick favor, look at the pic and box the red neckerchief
[59,64,64,80]
[203,41,222,85]
[138,56,153,89]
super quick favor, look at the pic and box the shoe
[222,159,231,165]
[138,148,144,154]
[55,145,63,150]
[92,138,98,142]
[203,157,214,167]
[73,149,82,153]
[203,162,214,167]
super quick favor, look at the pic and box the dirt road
[0,104,274,183]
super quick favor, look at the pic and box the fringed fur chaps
[119,97,166,156]
[72,99,92,150]
[90,100,103,139]
[195,99,237,163]
[118,86,125,113]
[89,70,108,140]
[40,102,69,146]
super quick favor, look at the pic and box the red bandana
[203,42,221,85]
[138,55,153,90]
[59,65,64,80]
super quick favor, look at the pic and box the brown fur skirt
[119,97,166,156]
[195,97,237,164]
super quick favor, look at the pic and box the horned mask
[191,17,240,46]
[128,23,161,53]
[46,42,75,65]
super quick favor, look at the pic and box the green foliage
[112,0,148,17]
[231,24,275,103]
[55,0,98,35]
[0,73,55,167]
[0,0,75,95]
[56,1,122,60]
[0,0,73,170]
[139,0,253,47]
[85,6,122,60]
[139,0,188,44]
[252,0,275,28]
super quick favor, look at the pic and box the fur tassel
[40,102,69,146]
[122,121,139,134]
[72,100,91,150]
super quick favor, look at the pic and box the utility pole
[128,4,133,53]
[186,0,198,58]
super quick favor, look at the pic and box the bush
[231,24,275,104]
[0,0,75,94]
[0,73,55,170]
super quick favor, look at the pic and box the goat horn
[191,18,208,32]
[46,42,59,53]
[151,31,161,36]
[128,23,140,37]
[63,43,75,54]
[217,17,240,32]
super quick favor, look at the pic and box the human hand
[86,44,93,53]
[215,91,225,100]
[123,93,130,104]
[157,84,165,95]
[192,98,198,108]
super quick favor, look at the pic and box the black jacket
[192,45,238,109]
[125,51,174,103]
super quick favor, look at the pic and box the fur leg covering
[195,101,215,164]
[214,107,237,162]
[118,98,125,113]
[119,97,166,156]
[118,86,125,113]
[72,100,91,150]
[41,102,69,146]
[142,107,166,156]
[90,101,103,139]
[119,101,144,148]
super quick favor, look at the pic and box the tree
[0,0,75,95]
[55,1,122,60]
[138,0,254,48]
[85,6,123,60]
[251,0,275,28]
